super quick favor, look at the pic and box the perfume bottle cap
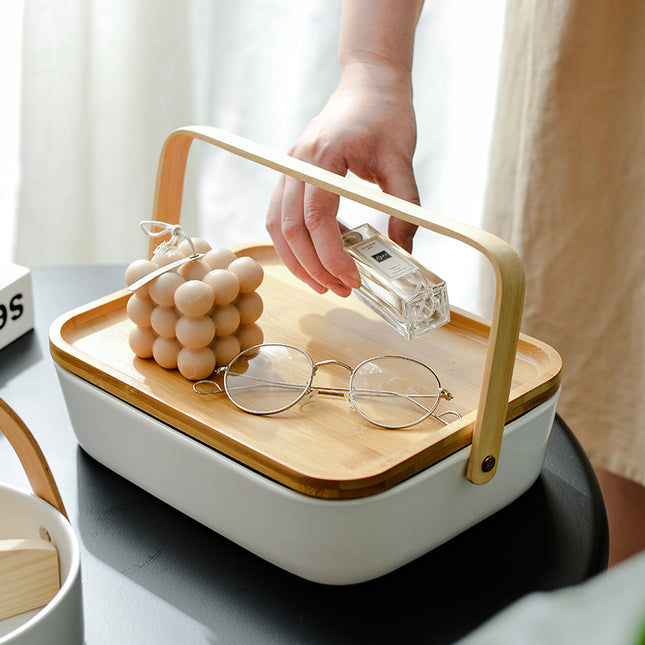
[343,231,364,246]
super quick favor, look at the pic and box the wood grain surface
[0,538,60,621]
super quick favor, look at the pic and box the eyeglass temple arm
[151,126,525,486]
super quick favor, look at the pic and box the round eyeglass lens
[349,356,441,428]
[224,344,313,415]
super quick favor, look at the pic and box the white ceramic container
[55,363,559,585]
[0,401,83,644]
[48,126,563,585]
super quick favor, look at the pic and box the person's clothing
[484,0,645,484]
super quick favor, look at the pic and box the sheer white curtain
[2,0,505,314]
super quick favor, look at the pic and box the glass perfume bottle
[342,223,450,340]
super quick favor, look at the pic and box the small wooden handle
[0,538,61,621]
[0,397,68,518]
[150,126,526,485]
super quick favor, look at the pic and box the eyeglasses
[193,343,460,429]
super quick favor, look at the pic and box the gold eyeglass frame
[194,342,460,429]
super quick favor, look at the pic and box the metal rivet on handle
[481,456,496,473]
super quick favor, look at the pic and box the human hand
[266,62,420,297]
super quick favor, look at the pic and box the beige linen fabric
[483,0,645,484]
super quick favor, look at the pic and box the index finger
[303,183,361,290]
[266,176,329,294]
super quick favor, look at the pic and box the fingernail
[329,282,352,298]
[339,271,361,289]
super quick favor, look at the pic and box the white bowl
[0,484,83,644]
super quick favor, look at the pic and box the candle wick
[139,220,197,256]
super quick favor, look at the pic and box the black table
[0,266,609,644]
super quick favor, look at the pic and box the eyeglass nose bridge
[298,359,354,407]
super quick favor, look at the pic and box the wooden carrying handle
[151,126,526,485]
[0,397,68,518]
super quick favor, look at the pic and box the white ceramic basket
[49,126,562,585]
[55,365,559,584]
[0,399,83,644]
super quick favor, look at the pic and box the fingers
[266,176,328,294]
[388,216,418,254]
[282,176,354,297]
[266,175,357,297]
[302,183,361,290]
[378,156,420,254]
[267,156,420,295]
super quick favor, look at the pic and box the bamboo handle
[150,125,526,485]
[0,398,68,518]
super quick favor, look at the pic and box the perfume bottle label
[352,238,416,280]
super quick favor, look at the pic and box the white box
[0,264,34,351]
[54,363,559,584]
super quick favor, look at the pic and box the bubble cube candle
[125,235,264,381]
